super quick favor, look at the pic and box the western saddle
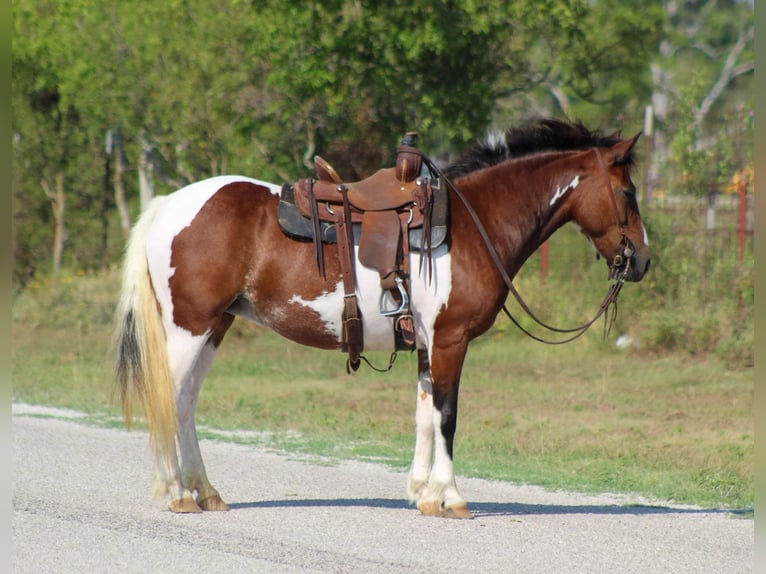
[278,133,448,371]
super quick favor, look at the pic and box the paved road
[13,408,752,573]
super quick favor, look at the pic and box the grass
[11,264,753,511]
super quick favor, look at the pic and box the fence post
[737,172,747,265]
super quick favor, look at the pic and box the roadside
[13,407,753,573]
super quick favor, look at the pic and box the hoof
[417,500,474,519]
[442,503,474,519]
[198,495,230,512]
[417,500,442,517]
[168,497,202,514]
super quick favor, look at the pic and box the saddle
[277,133,449,371]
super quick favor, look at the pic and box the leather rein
[417,147,634,345]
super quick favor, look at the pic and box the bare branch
[693,25,753,128]
[546,83,572,118]
[302,124,316,171]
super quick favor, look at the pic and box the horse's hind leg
[167,317,233,511]
[177,342,229,511]
[149,327,209,513]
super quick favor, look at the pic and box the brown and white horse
[115,119,650,517]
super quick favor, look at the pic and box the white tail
[114,196,177,461]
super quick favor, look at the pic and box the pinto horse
[115,118,650,517]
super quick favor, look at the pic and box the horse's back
[140,174,452,352]
[151,176,280,236]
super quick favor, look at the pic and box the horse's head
[570,134,650,282]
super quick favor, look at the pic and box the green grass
[11,265,753,510]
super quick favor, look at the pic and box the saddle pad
[277,183,448,252]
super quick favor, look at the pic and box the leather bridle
[417,147,635,345]
[592,146,637,282]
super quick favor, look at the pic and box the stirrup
[380,275,409,317]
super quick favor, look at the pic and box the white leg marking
[407,371,434,502]
[413,407,467,511]
[425,409,463,507]
[148,325,210,503]
[174,339,221,501]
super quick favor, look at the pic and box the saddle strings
[415,150,626,345]
[349,352,399,374]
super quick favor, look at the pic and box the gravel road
[13,406,752,573]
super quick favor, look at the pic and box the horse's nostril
[644,259,651,273]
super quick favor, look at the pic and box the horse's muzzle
[623,255,650,282]
[611,239,650,282]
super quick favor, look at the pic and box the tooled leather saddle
[277,133,449,371]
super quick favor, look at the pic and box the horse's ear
[607,131,642,164]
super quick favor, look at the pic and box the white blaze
[549,175,580,206]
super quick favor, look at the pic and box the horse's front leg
[407,349,434,503]
[415,340,473,519]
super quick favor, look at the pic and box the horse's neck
[457,155,574,277]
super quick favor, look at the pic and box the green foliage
[656,0,753,198]
[12,0,679,285]
[631,208,753,365]
[668,94,751,197]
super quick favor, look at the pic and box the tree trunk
[138,131,155,212]
[113,137,131,239]
[706,191,716,232]
[41,171,65,280]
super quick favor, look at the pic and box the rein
[417,148,630,345]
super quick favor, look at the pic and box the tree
[12,1,90,281]
[11,0,694,285]
[649,0,753,202]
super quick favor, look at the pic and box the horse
[115,118,650,518]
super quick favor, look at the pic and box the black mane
[443,118,630,178]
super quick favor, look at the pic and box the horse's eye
[624,186,636,198]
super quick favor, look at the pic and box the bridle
[593,148,637,284]
[417,147,635,345]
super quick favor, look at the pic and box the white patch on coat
[289,243,453,353]
[641,223,650,246]
[146,175,281,336]
[408,244,452,358]
[289,282,346,340]
[549,175,580,206]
